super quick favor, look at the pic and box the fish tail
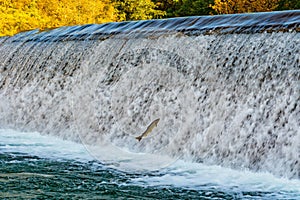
[135,136,142,142]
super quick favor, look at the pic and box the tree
[153,0,215,18]
[0,0,44,36]
[113,0,165,21]
[212,0,280,14]
[174,0,216,16]
[152,0,178,17]
[276,0,300,10]
[37,0,116,27]
[0,0,116,36]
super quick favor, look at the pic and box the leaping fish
[135,118,160,142]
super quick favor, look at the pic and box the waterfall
[0,10,299,179]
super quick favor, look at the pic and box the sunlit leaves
[212,0,280,14]
[113,0,165,21]
[0,0,116,36]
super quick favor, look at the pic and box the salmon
[135,118,160,142]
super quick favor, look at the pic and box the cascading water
[0,10,299,182]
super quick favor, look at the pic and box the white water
[0,129,91,161]
[1,32,299,179]
[1,129,299,198]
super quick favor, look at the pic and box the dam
[0,10,299,182]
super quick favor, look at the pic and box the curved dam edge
[4,10,300,42]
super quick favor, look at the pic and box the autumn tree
[37,0,116,28]
[113,0,165,21]
[0,0,43,36]
[0,0,116,36]
[212,0,280,14]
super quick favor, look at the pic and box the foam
[1,129,299,197]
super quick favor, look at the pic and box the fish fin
[135,136,142,142]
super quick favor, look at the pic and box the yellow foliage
[37,0,116,27]
[113,0,165,21]
[0,0,116,36]
[0,0,42,36]
[212,0,279,14]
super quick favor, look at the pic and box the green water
[0,152,270,199]
[1,130,299,199]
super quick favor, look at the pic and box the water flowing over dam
[0,10,299,179]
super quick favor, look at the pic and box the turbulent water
[0,10,299,199]
[1,129,300,199]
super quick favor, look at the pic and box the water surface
[1,129,299,199]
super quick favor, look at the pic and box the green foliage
[276,0,300,10]
[152,0,177,17]
[153,0,215,17]
[173,0,216,17]
[113,0,165,21]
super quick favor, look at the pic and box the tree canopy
[0,0,116,36]
[113,0,165,21]
[212,0,280,14]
